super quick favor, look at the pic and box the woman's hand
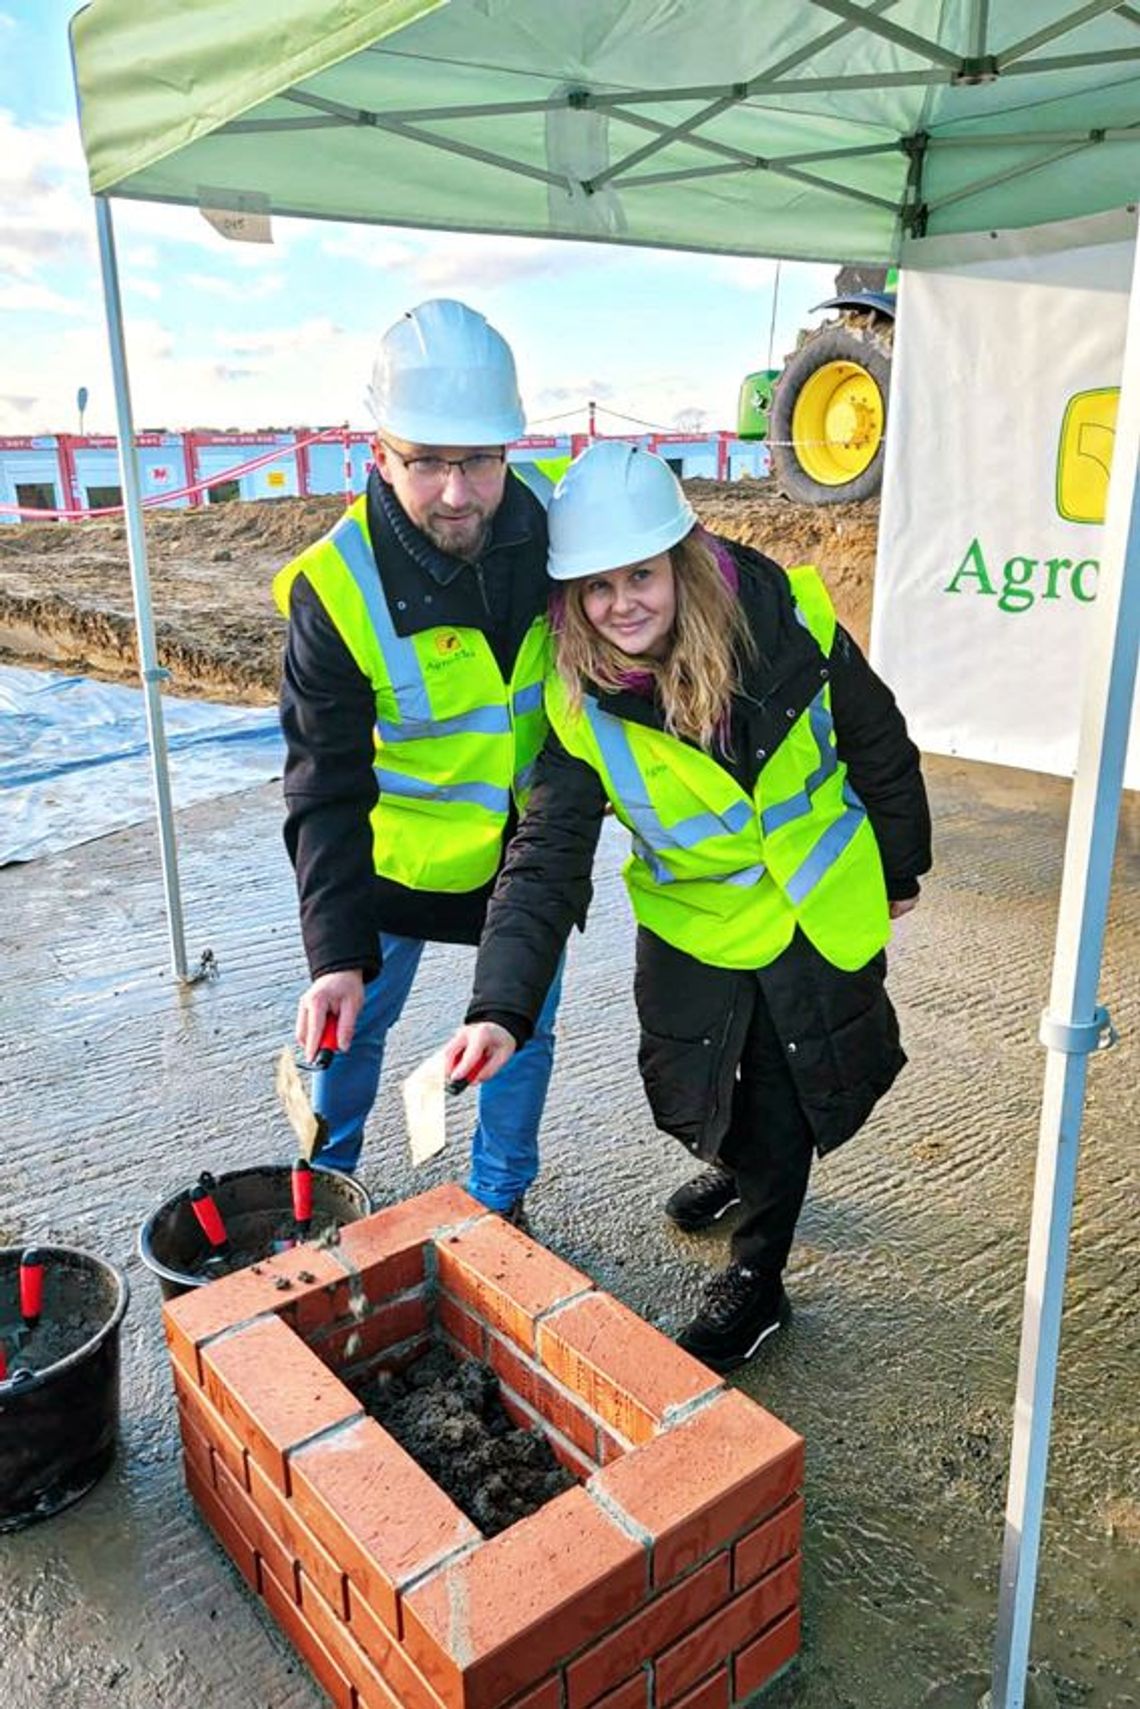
[444,1022,517,1086]
[296,969,364,1063]
[889,897,919,920]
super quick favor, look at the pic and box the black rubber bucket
[138,1163,375,1302]
[0,1245,130,1533]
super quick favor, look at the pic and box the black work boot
[677,1262,790,1373]
[502,1195,531,1236]
[664,1164,740,1232]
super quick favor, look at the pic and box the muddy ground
[0,480,879,702]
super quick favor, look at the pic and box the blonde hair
[555,528,754,750]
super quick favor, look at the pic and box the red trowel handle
[189,1184,230,1250]
[292,1159,313,1234]
[19,1249,45,1326]
[310,1013,340,1071]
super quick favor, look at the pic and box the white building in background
[0,428,769,523]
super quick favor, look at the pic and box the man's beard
[422,508,492,562]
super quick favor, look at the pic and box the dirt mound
[0,486,880,702]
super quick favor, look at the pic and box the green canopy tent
[70,6,1140,1706]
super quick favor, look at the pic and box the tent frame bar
[990,207,1140,1709]
[996,0,1130,69]
[809,0,962,68]
[93,196,189,982]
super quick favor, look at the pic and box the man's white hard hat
[366,299,526,446]
[547,441,697,581]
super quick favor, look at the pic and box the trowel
[275,1046,328,1163]
[401,1049,486,1166]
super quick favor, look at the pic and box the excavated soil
[0,481,879,702]
[355,1344,575,1537]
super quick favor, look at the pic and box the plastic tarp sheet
[72,1,1140,264]
[0,667,284,865]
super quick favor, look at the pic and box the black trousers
[717,980,816,1277]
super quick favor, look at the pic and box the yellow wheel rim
[790,359,884,486]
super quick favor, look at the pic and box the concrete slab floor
[0,755,1136,1709]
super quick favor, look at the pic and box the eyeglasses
[381,444,507,485]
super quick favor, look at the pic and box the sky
[0,1,843,441]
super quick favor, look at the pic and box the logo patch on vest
[435,631,463,655]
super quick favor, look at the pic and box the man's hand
[889,897,919,920]
[296,970,365,1064]
[444,1022,517,1086]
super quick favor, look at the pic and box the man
[274,299,561,1223]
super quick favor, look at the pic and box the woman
[445,441,931,1372]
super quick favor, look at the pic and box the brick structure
[164,1184,804,1709]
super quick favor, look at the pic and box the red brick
[246,1454,348,1618]
[336,1183,488,1296]
[673,1667,729,1709]
[348,1579,448,1709]
[732,1497,802,1592]
[201,1314,362,1492]
[594,1677,648,1709]
[213,1450,296,1598]
[185,1456,258,1592]
[435,1219,593,1354]
[589,1390,802,1585]
[309,1290,430,1371]
[162,1243,348,1380]
[567,1554,729,1708]
[654,1558,800,1705]
[438,1290,488,1359]
[599,1427,633,1466]
[176,1400,213,1486]
[290,1415,478,1635]
[537,1294,719,1446]
[506,1678,563,1709]
[403,1487,648,1709]
[262,1558,355,1709]
[298,1567,404,1709]
[489,1332,600,1460]
[495,1385,595,1482]
[732,1606,800,1700]
[173,1365,250,1491]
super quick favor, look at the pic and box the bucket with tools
[0,1244,130,1532]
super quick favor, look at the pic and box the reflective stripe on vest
[274,496,550,892]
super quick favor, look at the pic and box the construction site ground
[0,480,880,702]
[0,488,1136,1709]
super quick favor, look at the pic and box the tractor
[738,264,898,504]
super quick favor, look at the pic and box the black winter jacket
[467,538,933,1159]
[279,470,549,981]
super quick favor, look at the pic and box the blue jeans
[313,933,563,1210]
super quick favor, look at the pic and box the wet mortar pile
[0,1306,101,1374]
[355,1343,575,1536]
[186,1209,342,1281]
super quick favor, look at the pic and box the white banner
[871,208,1140,787]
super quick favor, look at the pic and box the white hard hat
[366,299,526,446]
[547,441,697,581]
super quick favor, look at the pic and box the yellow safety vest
[546,565,890,972]
[274,496,551,893]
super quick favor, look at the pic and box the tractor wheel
[769,316,893,505]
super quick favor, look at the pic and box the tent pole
[93,195,190,981]
[989,232,1140,1708]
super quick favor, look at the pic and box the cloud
[0,280,88,316]
[0,394,37,416]
[124,277,162,302]
[183,271,285,302]
[125,244,160,270]
[0,112,95,281]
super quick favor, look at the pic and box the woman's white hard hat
[547,441,697,581]
[366,299,526,446]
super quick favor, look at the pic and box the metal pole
[93,196,190,980]
[990,230,1140,1707]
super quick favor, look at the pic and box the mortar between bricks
[163,1182,806,1709]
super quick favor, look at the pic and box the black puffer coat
[466,538,932,1160]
